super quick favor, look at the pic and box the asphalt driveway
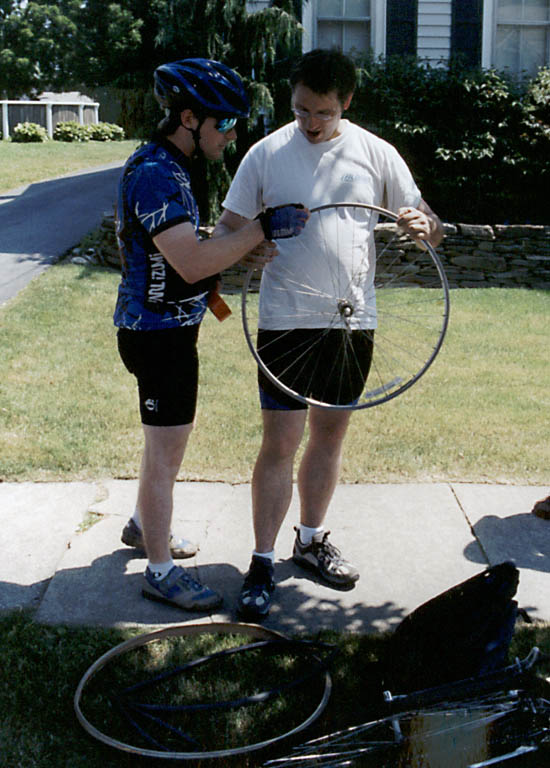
[0,161,123,305]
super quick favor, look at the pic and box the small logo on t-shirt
[341,173,358,183]
[145,399,158,412]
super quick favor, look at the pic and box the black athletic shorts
[257,328,374,410]
[117,325,200,426]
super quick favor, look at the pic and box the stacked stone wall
[93,214,550,291]
[440,223,550,289]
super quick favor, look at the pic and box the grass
[0,262,548,483]
[2,609,549,768]
[346,287,550,484]
[0,140,138,193]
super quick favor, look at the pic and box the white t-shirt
[222,119,421,329]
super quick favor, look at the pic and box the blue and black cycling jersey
[114,137,216,330]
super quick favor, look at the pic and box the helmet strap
[182,112,210,223]
[179,109,207,160]
[191,124,205,160]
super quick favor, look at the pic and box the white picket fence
[1,99,100,140]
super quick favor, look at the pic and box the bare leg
[292,408,359,588]
[137,423,193,563]
[298,408,352,528]
[251,409,307,553]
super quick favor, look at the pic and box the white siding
[302,0,315,52]
[246,0,271,12]
[417,0,452,64]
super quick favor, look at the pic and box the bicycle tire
[74,622,332,760]
[242,203,450,410]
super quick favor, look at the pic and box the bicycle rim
[241,203,450,410]
[74,623,332,760]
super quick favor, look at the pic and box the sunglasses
[215,117,238,133]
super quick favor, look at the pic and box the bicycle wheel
[74,623,332,760]
[265,650,550,768]
[242,203,450,410]
[265,698,544,767]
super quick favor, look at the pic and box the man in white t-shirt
[214,49,443,621]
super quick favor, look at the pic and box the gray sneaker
[121,518,198,559]
[292,528,359,588]
[142,565,223,611]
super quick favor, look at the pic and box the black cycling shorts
[117,325,200,426]
[257,328,374,410]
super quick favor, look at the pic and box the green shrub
[53,120,89,142]
[11,122,48,143]
[109,56,550,224]
[348,58,550,224]
[86,121,125,141]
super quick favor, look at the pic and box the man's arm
[153,217,265,284]
[397,199,444,248]
[154,204,307,283]
[213,208,278,270]
[213,208,247,237]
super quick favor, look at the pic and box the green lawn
[0,268,548,768]
[1,610,549,768]
[0,139,138,192]
[0,261,548,484]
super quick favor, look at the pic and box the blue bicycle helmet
[154,58,249,118]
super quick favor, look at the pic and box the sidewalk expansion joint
[449,483,491,567]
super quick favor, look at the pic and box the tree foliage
[0,0,301,105]
[0,0,152,96]
[1,1,549,222]
[69,0,145,87]
[150,0,301,139]
[0,1,77,96]
[0,0,302,221]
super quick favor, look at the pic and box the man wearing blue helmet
[114,58,308,613]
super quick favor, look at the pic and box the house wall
[260,1,548,75]
[417,0,452,64]
[246,0,271,11]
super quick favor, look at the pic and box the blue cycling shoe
[142,565,222,612]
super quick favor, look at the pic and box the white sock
[253,549,275,564]
[131,508,141,528]
[148,560,174,580]
[298,524,324,546]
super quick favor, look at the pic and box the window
[494,0,550,76]
[316,0,372,56]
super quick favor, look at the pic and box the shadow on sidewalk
[1,547,408,636]
[464,512,550,574]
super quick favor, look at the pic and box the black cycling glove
[257,204,308,240]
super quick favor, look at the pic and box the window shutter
[451,0,483,67]
[386,0,418,57]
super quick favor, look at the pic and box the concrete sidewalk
[1,480,549,635]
